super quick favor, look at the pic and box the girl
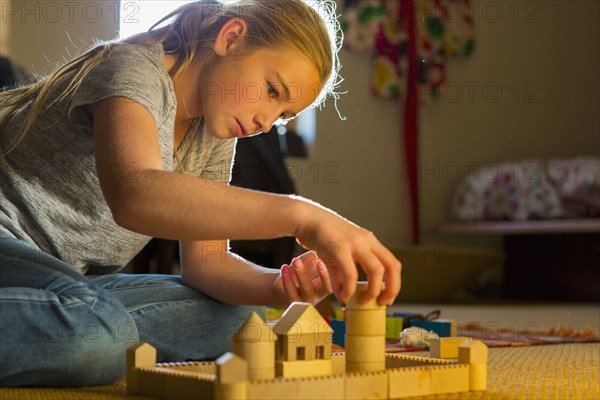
[0,0,401,387]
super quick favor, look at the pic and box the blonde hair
[0,0,342,155]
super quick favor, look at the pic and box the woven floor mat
[1,343,598,399]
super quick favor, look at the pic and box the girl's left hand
[275,251,333,306]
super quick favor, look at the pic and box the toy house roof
[130,342,155,355]
[234,312,277,343]
[459,340,488,363]
[273,302,334,336]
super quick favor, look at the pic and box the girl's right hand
[292,198,402,307]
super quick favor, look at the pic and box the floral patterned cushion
[452,157,600,221]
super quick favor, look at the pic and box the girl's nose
[254,111,281,134]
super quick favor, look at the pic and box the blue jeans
[0,231,264,387]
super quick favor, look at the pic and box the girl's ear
[213,18,248,56]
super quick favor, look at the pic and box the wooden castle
[127,282,487,399]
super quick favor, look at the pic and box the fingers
[298,252,333,298]
[291,258,317,302]
[336,251,358,305]
[298,250,319,265]
[282,256,332,305]
[280,264,301,302]
[331,281,344,305]
[357,254,401,306]
[355,251,385,305]
[372,245,402,305]
[315,247,356,305]
[316,260,333,296]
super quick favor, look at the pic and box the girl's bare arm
[90,97,401,305]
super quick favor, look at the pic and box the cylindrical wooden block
[346,282,386,311]
[469,363,487,391]
[345,308,386,336]
[345,335,385,364]
[345,361,385,373]
[215,382,248,400]
[232,341,275,376]
[247,367,275,381]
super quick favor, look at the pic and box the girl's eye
[267,83,278,97]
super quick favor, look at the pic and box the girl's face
[199,46,322,140]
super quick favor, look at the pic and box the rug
[384,323,600,353]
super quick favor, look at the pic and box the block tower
[345,281,386,373]
[232,312,277,380]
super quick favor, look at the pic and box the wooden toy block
[410,319,458,337]
[331,319,346,347]
[163,373,215,400]
[275,359,333,378]
[315,296,336,319]
[458,340,488,391]
[127,342,157,368]
[385,354,452,369]
[346,308,386,336]
[296,375,345,400]
[216,352,248,384]
[388,367,431,398]
[137,368,168,398]
[345,282,386,373]
[265,307,285,321]
[331,353,346,375]
[234,312,277,344]
[214,382,247,400]
[458,340,488,364]
[345,361,387,374]
[154,367,215,380]
[247,378,299,400]
[429,337,470,359]
[128,344,216,399]
[344,370,388,400]
[273,302,333,362]
[158,361,215,374]
[385,316,403,339]
[344,335,385,367]
[467,363,487,391]
[247,367,277,380]
[429,365,469,395]
[233,312,276,380]
[333,307,345,321]
[345,282,386,311]
[126,369,142,395]
[127,343,157,394]
[392,312,423,326]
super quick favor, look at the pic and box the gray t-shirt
[0,42,235,275]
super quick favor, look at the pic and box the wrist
[287,195,315,242]
[268,268,291,308]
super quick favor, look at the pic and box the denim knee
[44,287,140,386]
[199,304,267,358]
[0,284,139,387]
[54,333,135,386]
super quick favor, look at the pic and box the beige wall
[0,2,9,56]
[292,0,600,252]
[1,0,119,72]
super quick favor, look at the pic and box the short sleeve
[68,43,175,131]
[200,137,236,184]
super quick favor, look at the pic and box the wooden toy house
[272,302,333,377]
